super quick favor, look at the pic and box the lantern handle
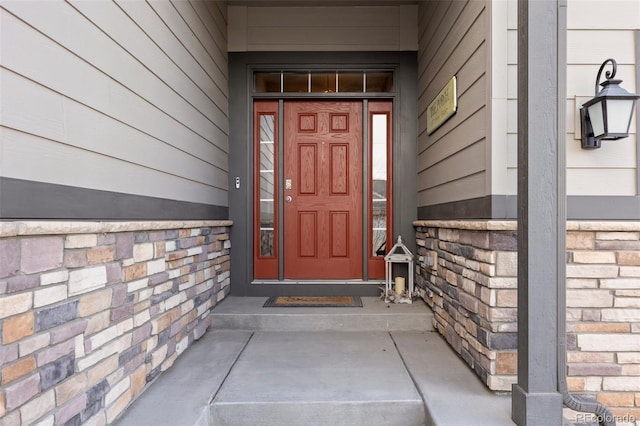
[594,58,617,96]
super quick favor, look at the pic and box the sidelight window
[368,101,393,278]
[254,101,279,278]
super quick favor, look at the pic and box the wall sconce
[580,58,640,149]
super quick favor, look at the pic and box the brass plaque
[427,76,458,135]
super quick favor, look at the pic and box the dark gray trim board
[567,196,640,220]
[417,195,518,220]
[0,178,228,220]
[418,195,640,220]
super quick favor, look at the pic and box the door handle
[285,196,293,203]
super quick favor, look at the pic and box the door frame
[229,52,417,297]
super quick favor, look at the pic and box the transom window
[254,70,393,93]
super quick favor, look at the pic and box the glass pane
[338,72,364,92]
[587,102,604,137]
[254,73,281,93]
[260,114,275,143]
[259,114,276,257]
[371,114,388,256]
[366,71,394,92]
[260,173,274,200]
[311,72,336,93]
[605,99,634,134]
[260,229,275,257]
[283,72,309,92]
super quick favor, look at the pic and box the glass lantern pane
[587,102,605,138]
[605,99,634,135]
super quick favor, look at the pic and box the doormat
[263,296,363,308]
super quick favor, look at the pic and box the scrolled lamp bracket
[593,58,617,97]
[580,58,640,150]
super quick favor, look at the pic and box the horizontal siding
[567,30,636,65]
[487,0,510,195]
[2,70,227,190]
[504,0,638,199]
[246,26,400,50]
[0,0,229,215]
[3,128,226,203]
[229,5,417,51]
[418,0,638,214]
[567,64,637,96]
[567,0,640,30]
[568,169,637,196]
[417,140,486,191]
[565,0,638,197]
[420,172,487,206]
[417,0,488,210]
[420,107,486,171]
[567,134,637,168]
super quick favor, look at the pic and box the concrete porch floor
[115,297,514,426]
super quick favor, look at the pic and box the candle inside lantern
[394,276,405,295]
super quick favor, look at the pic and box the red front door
[283,101,363,279]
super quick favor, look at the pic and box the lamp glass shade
[587,101,604,138]
[603,98,635,136]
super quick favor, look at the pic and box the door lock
[285,179,292,190]
[285,196,293,203]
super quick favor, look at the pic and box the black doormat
[263,296,363,308]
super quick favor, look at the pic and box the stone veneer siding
[0,221,231,425]
[415,220,640,423]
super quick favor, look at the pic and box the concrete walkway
[116,297,514,426]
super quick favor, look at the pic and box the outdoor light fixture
[580,58,640,149]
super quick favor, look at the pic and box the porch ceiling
[226,0,418,6]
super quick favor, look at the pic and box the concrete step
[117,299,514,426]
[392,332,513,426]
[115,330,252,426]
[210,296,435,332]
[210,331,426,426]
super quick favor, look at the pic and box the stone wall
[415,220,640,423]
[0,221,231,425]
[565,224,640,424]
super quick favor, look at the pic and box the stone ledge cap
[0,220,233,237]
[413,220,517,231]
[566,221,640,231]
[414,220,640,232]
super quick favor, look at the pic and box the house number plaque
[427,76,458,135]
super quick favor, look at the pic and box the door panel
[284,101,363,279]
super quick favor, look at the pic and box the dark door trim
[228,51,417,297]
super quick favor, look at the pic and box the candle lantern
[384,236,415,304]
